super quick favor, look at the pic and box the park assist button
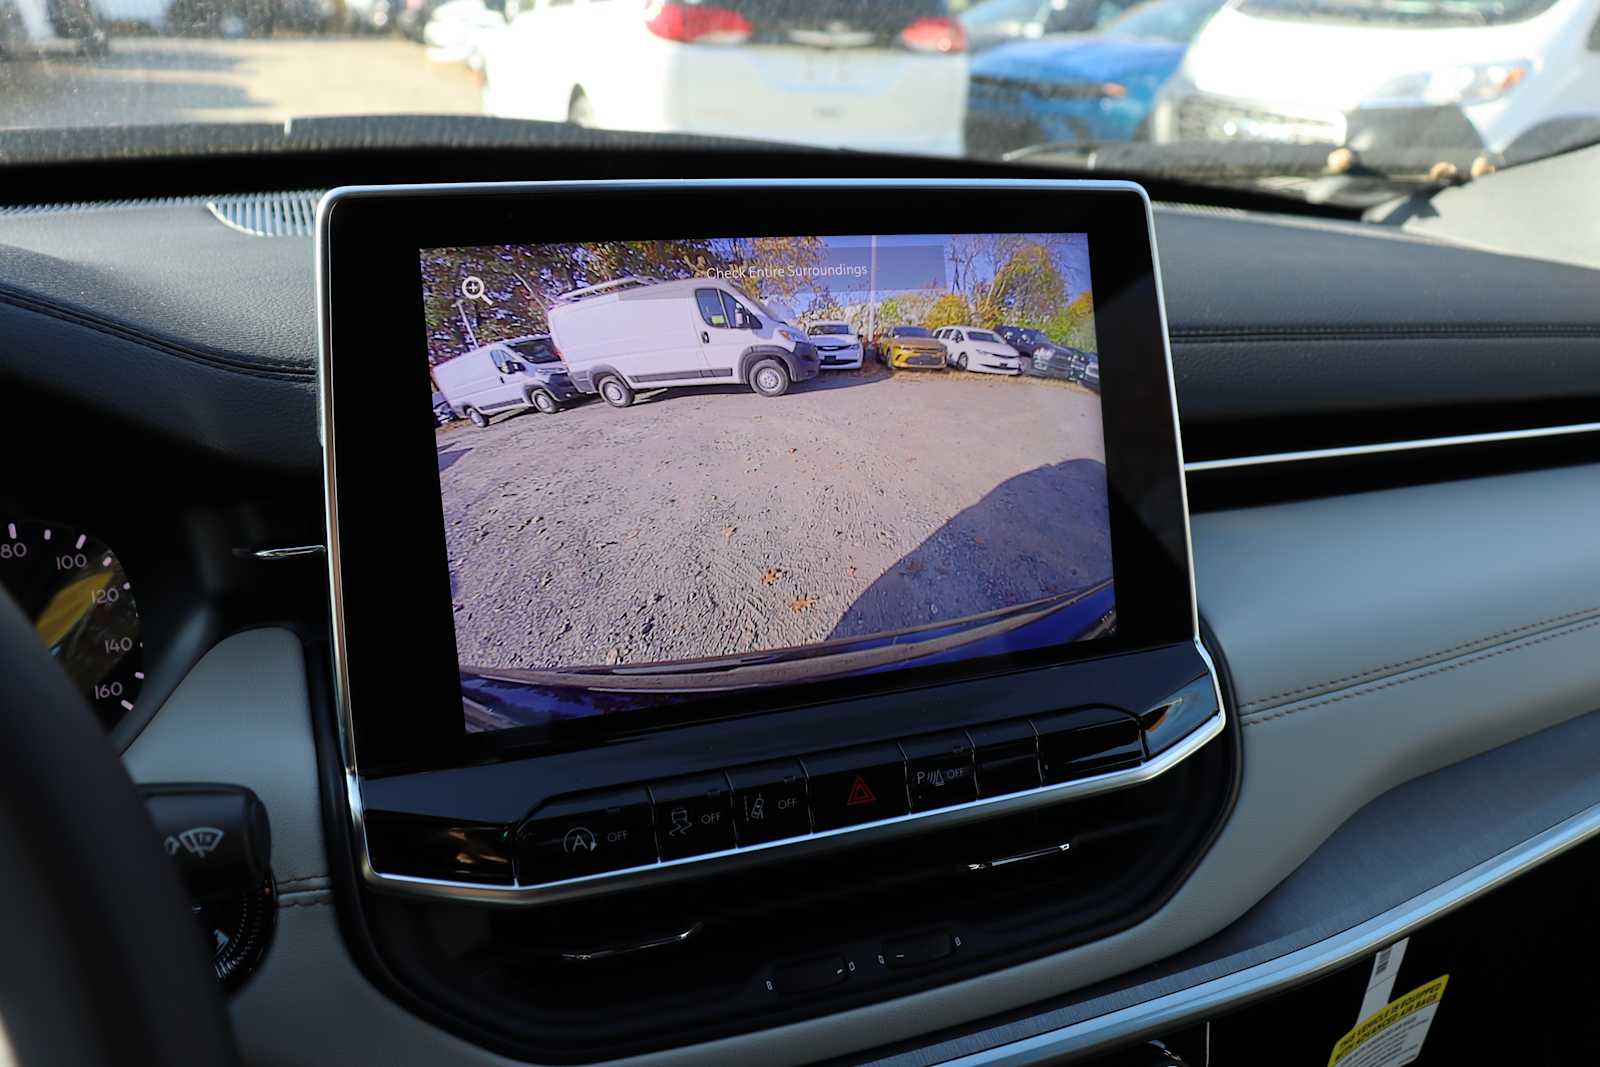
[650,773,736,860]
[803,744,908,830]
[727,760,811,845]
[518,786,656,884]
[899,732,977,811]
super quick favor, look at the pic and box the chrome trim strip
[347,701,1223,907]
[935,798,1600,1066]
[1185,420,1600,473]
[318,179,1216,907]
[557,922,703,962]
[245,544,326,561]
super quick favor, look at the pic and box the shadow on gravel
[629,368,890,406]
[829,459,1111,640]
[437,445,472,473]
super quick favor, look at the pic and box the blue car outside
[965,0,1224,158]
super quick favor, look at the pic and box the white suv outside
[481,0,969,157]
[1150,0,1600,156]
[933,325,1024,374]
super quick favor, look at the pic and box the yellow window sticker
[1327,974,1448,1067]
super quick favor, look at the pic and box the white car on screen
[806,321,864,369]
[933,326,1024,374]
[1149,0,1600,157]
[480,0,969,157]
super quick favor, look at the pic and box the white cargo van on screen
[547,276,820,407]
[433,335,579,427]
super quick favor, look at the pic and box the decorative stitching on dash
[1240,605,1600,710]
[275,874,330,889]
[1243,617,1600,728]
[279,897,332,909]
[0,284,314,382]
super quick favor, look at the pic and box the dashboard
[3,144,1600,1067]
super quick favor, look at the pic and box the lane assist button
[727,760,811,845]
[518,786,656,884]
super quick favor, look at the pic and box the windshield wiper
[1001,140,1497,207]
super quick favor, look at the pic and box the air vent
[0,191,325,238]
[0,196,207,217]
[206,191,321,237]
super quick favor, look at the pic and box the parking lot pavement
[0,37,484,129]
[441,368,1113,671]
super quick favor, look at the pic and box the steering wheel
[0,590,237,1066]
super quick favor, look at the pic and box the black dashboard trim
[0,282,313,382]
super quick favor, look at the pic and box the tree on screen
[923,292,974,331]
[981,242,1068,330]
[723,236,828,307]
[1048,290,1098,353]
[419,240,736,362]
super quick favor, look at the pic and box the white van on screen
[547,276,820,407]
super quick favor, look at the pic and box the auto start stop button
[518,786,657,883]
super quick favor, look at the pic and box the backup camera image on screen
[421,234,1114,734]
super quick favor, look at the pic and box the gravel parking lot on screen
[440,368,1110,670]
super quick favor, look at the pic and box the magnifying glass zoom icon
[461,276,487,301]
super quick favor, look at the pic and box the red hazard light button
[801,744,909,831]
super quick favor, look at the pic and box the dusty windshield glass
[0,0,1593,211]
[1234,0,1559,24]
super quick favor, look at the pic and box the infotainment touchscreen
[419,233,1117,734]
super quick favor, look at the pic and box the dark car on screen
[997,324,1095,382]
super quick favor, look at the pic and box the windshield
[0,0,1591,219]
[891,326,935,337]
[1106,0,1228,40]
[809,323,854,335]
[967,329,1003,342]
[1234,0,1559,25]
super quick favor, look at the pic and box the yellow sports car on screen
[874,325,949,370]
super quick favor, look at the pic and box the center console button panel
[412,700,1203,895]
[470,704,1178,889]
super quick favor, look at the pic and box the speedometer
[0,519,144,729]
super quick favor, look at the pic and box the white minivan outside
[480,0,970,157]
[547,276,820,407]
[1149,0,1600,156]
[433,335,580,428]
